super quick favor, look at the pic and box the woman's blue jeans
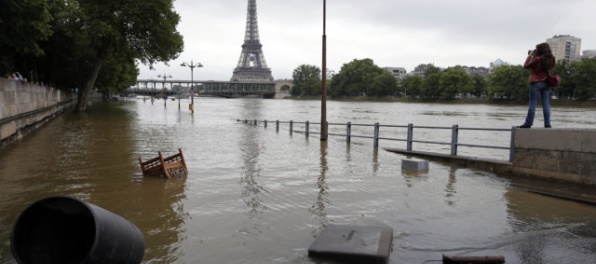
[523,81,551,127]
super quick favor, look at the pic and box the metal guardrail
[238,119,516,162]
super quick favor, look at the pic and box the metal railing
[237,119,516,162]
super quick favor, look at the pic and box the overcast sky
[137,0,594,82]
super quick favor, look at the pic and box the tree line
[291,58,596,102]
[0,0,183,112]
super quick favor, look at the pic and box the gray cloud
[139,0,593,82]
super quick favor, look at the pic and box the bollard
[407,123,414,151]
[290,120,293,135]
[11,196,145,264]
[450,124,459,156]
[346,122,351,143]
[373,123,380,147]
[305,121,310,136]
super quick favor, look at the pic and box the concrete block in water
[401,159,429,171]
[308,224,393,264]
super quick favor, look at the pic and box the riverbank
[288,96,596,108]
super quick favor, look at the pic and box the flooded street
[1,98,595,263]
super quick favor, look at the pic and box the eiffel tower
[231,0,274,82]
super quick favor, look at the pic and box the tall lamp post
[180,60,203,114]
[320,0,328,140]
[157,74,172,108]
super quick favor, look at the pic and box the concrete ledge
[515,128,596,153]
[384,148,596,203]
[385,148,513,175]
[308,225,393,264]
[514,128,596,186]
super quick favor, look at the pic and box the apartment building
[383,67,407,79]
[546,35,582,61]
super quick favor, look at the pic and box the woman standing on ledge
[518,42,556,128]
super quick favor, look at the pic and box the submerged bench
[139,149,188,179]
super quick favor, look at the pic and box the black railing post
[264,120,267,128]
[451,124,459,156]
[374,123,380,147]
[290,120,293,135]
[276,120,279,132]
[306,121,310,136]
[509,126,516,162]
[254,119,257,126]
[346,122,352,143]
[407,123,413,151]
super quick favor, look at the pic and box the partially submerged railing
[237,119,515,162]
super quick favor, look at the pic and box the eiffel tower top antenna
[231,0,274,82]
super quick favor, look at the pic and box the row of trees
[1,0,183,112]
[291,58,596,102]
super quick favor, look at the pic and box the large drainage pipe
[11,196,145,264]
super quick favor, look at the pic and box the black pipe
[11,196,145,264]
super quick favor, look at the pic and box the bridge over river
[132,79,284,99]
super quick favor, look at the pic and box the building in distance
[546,35,581,62]
[383,67,407,79]
[582,49,596,59]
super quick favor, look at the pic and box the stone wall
[513,128,596,186]
[0,78,76,148]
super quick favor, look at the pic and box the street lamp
[157,74,172,108]
[320,0,328,140]
[180,60,203,114]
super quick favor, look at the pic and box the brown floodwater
[1,98,595,263]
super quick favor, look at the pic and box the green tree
[369,71,398,97]
[401,75,423,98]
[420,65,442,100]
[553,59,573,99]
[94,53,139,98]
[471,74,488,98]
[292,64,321,96]
[487,65,527,102]
[570,58,596,101]
[0,0,52,73]
[330,58,389,97]
[440,66,473,99]
[69,0,184,112]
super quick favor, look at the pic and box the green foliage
[569,58,596,101]
[471,75,487,98]
[401,75,423,98]
[0,0,184,111]
[297,57,595,103]
[0,0,53,73]
[369,71,398,97]
[420,65,442,100]
[487,65,527,102]
[440,66,473,99]
[330,58,396,97]
[292,64,321,96]
[553,59,573,99]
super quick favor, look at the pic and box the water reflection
[445,166,457,206]
[504,188,596,262]
[238,99,268,236]
[132,179,187,262]
[3,100,596,263]
[309,141,329,235]
[372,146,380,175]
